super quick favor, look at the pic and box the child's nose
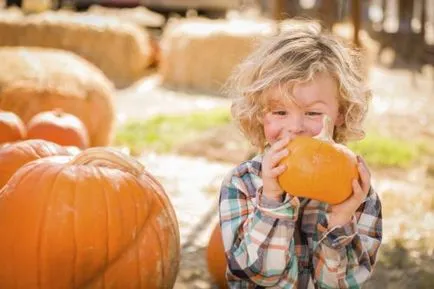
[286,115,304,135]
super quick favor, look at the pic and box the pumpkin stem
[69,147,144,177]
[314,115,334,142]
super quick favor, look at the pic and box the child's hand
[261,135,291,202]
[328,156,371,228]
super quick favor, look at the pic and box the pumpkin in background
[27,109,90,149]
[0,110,26,144]
[278,116,358,204]
[207,223,228,289]
[0,139,76,189]
[0,147,180,289]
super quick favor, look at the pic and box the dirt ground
[115,54,434,289]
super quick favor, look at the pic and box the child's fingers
[270,135,291,152]
[357,156,371,193]
[269,164,287,177]
[269,148,289,167]
[357,155,368,166]
[352,178,368,204]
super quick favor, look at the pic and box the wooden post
[352,0,361,47]
[272,0,286,21]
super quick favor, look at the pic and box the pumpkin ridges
[79,175,172,288]
[35,161,140,288]
[73,168,110,288]
[140,170,181,248]
[75,168,147,287]
[73,164,156,288]
[136,173,180,289]
[130,175,144,289]
[39,166,72,288]
[0,149,180,288]
[0,164,51,288]
[50,163,141,287]
[86,153,180,287]
[72,169,79,288]
[1,163,65,288]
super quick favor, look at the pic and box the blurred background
[0,0,433,288]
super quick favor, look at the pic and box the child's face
[263,72,343,145]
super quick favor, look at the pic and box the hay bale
[159,17,277,94]
[85,6,163,66]
[0,11,154,88]
[22,0,51,13]
[279,18,322,33]
[0,6,23,19]
[0,47,115,147]
[87,5,165,29]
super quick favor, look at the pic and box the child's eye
[305,111,322,116]
[272,111,288,116]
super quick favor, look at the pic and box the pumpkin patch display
[0,110,26,144]
[0,147,180,289]
[0,47,115,147]
[27,109,90,149]
[0,139,75,189]
[278,116,359,204]
[207,223,228,289]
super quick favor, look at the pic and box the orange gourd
[27,109,90,149]
[278,116,358,204]
[0,110,26,144]
[0,139,75,189]
[0,147,180,289]
[207,223,229,289]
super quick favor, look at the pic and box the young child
[219,24,382,289]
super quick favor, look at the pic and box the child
[219,23,382,289]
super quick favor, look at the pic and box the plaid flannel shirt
[219,155,382,289]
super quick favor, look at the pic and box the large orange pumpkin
[26,109,90,149]
[0,110,26,144]
[207,223,228,289]
[0,139,75,189]
[0,147,180,289]
[278,116,358,204]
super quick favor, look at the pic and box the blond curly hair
[225,23,371,151]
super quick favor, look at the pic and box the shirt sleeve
[219,168,300,287]
[312,187,383,289]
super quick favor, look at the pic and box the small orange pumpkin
[0,110,26,144]
[0,147,180,289]
[0,139,75,189]
[278,116,358,204]
[207,223,229,289]
[26,109,90,149]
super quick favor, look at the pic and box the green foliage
[117,109,427,169]
[348,134,420,168]
[115,109,231,155]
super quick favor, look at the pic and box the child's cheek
[263,116,281,144]
[311,123,323,136]
[264,125,279,144]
